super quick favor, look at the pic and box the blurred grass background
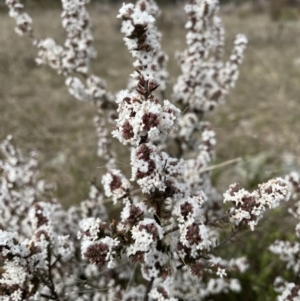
[1,1,300,299]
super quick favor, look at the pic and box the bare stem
[177,263,185,270]
[212,227,242,252]
[143,277,154,301]
[40,294,58,300]
[46,251,60,301]
[199,157,241,174]
[165,226,179,236]
[206,213,231,226]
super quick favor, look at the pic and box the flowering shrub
[1,0,298,300]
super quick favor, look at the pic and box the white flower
[216,267,227,278]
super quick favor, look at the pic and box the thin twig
[40,294,57,300]
[47,252,60,301]
[143,277,154,301]
[212,227,242,252]
[176,263,185,270]
[165,226,179,236]
[125,263,137,292]
[199,157,242,174]
[206,213,231,226]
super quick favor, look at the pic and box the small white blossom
[216,267,227,278]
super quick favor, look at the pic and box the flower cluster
[118,1,168,90]
[112,89,180,147]
[0,135,51,234]
[273,277,300,301]
[5,0,33,37]
[36,0,96,75]
[269,172,300,301]
[102,169,131,203]
[0,137,76,300]
[130,0,169,94]
[224,178,290,231]
[173,0,247,113]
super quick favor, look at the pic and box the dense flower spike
[269,172,300,300]
[135,0,169,93]
[182,122,217,198]
[224,178,290,230]
[36,0,96,75]
[4,0,296,300]
[0,136,52,234]
[5,0,33,37]
[118,2,163,82]
[0,138,77,300]
[173,0,247,113]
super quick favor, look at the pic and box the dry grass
[0,3,300,207]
